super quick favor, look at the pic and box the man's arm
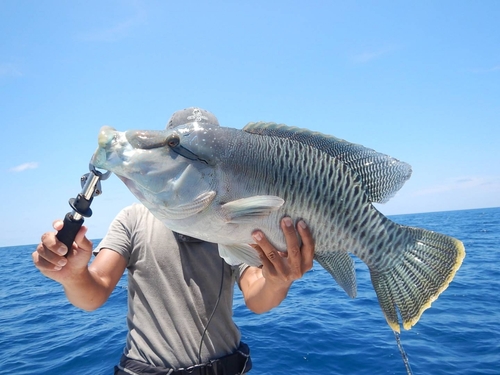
[32,220,126,311]
[239,217,315,314]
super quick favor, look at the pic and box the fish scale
[224,128,415,299]
[92,121,465,332]
[243,122,411,204]
[223,134,365,252]
[216,128,451,307]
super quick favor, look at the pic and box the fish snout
[98,126,118,148]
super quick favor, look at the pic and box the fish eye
[167,134,180,148]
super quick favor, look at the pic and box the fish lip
[93,148,167,194]
[98,126,118,148]
[90,147,105,169]
[91,147,125,171]
[93,127,135,171]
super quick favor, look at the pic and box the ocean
[1,207,499,375]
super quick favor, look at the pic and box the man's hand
[240,217,315,314]
[32,220,126,311]
[252,217,314,287]
[32,220,94,284]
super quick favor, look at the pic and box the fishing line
[394,331,413,375]
[197,256,225,364]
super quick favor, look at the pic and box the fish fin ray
[164,191,216,219]
[369,226,465,332]
[221,195,284,223]
[243,122,412,203]
[218,243,262,267]
[315,251,357,298]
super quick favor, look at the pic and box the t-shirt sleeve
[232,263,251,289]
[93,206,134,264]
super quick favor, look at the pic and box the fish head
[91,124,221,219]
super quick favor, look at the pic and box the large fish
[92,120,465,332]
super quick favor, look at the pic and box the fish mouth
[92,126,132,171]
[92,126,171,193]
[97,126,119,148]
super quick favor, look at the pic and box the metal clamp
[56,161,112,256]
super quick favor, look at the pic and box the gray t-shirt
[95,204,249,369]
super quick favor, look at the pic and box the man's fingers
[252,217,315,282]
[33,243,67,270]
[253,245,272,269]
[75,225,92,251]
[281,217,303,277]
[41,232,68,256]
[297,220,314,272]
[280,217,300,251]
[52,219,64,231]
[252,230,283,274]
[33,252,64,271]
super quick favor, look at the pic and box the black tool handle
[56,212,85,257]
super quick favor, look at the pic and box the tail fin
[370,227,465,332]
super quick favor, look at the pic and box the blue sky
[1,1,499,246]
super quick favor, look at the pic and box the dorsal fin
[243,122,412,203]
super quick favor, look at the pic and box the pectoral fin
[164,191,216,219]
[315,251,357,298]
[221,195,284,223]
[218,243,262,267]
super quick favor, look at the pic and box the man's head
[166,107,220,129]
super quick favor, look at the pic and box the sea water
[1,207,499,374]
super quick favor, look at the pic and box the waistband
[115,342,252,375]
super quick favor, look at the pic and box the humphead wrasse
[92,119,465,332]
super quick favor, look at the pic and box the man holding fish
[32,108,315,375]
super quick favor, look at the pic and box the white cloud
[470,65,500,74]
[0,63,22,77]
[10,162,39,172]
[350,46,395,64]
